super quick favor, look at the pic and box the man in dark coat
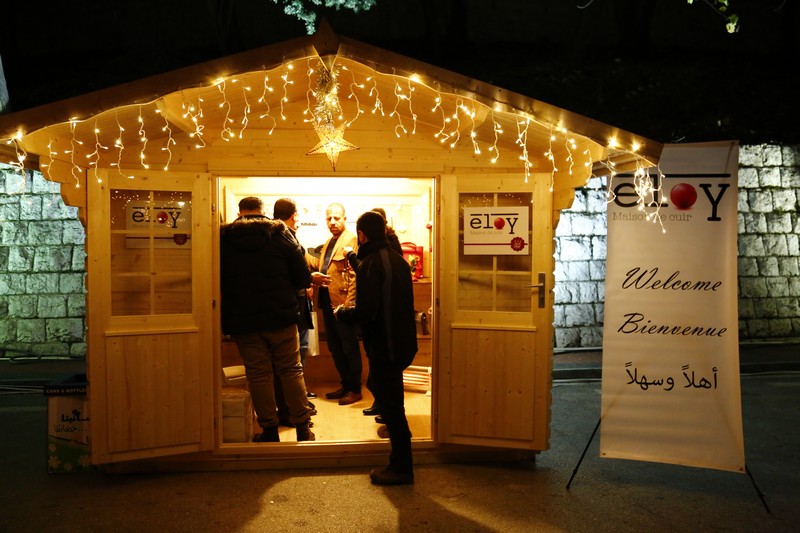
[220,196,315,442]
[273,197,317,401]
[335,210,418,485]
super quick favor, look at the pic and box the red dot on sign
[510,237,525,252]
[493,217,505,230]
[157,211,169,223]
[669,183,697,210]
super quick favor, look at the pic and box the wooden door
[438,173,553,450]
[87,170,215,464]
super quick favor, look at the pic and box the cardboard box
[222,388,254,443]
[44,375,94,473]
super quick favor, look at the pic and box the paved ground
[0,343,798,532]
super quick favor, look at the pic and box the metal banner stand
[565,417,771,514]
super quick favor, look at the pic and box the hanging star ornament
[307,123,359,171]
[305,64,358,170]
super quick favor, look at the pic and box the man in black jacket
[335,211,418,485]
[220,197,315,442]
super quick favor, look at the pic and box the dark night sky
[1,0,798,144]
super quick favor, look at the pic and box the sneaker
[369,467,414,485]
[253,425,280,443]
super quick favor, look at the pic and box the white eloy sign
[600,141,745,473]
[463,206,529,255]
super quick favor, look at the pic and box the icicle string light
[216,80,234,141]
[489,112,502,164]
[7,134,28,182]
[43,138,56,181]
[160,110,176,170]
[68,119,82,188]
[279,63,294,120]
[238,84,252,139]
[4,53,652,199]
[368,76,385,116]
[390,82,408,137]
[342,65,365,127]
[432,93,448,144]
[602,143,666,233]
[137,106,150,169]
[112,108,129,178]
[257,81,277,135]
[516,117,531,183]
[85,121,108,183]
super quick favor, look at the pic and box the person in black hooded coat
[220,196,315,442]
[335,211,418,485]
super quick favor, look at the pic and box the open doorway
[217,176,435,445]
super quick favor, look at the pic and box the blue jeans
[233,325,313,428]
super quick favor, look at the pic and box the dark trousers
[321,300,362,393]
[368,356,412,474]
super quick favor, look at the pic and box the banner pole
[566,417,601,490]
[745,464,771,514]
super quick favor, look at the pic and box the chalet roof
[0,22,662,181]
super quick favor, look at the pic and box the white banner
[600,141,745,473]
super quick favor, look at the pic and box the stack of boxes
[221,366,254,442]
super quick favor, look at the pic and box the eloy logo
[611,173,731,222]
[468,212,520,234]
[130,206,184,228]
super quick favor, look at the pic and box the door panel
[438,173,553,450]
[88,171,214,464]
[449,327,535,442]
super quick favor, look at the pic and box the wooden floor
[278,383,432,442]
[227,382,432,444]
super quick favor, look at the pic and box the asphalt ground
[0,343,798,532]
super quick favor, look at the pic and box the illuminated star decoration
[307,124,359,170]
[306,65,358,170]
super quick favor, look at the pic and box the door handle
[525,273,547,308]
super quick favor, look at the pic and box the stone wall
[555,144,800,348]
[0,168,86,359]
[1,143,798,358]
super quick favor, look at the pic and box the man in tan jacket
[306,203,363,405]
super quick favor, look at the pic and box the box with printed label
[44,374,94,474]
[222,387,254,443]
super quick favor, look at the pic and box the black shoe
[279,418,314,429]
[374,415,385,424]
[370,467,414,485]
[363,405,380,416]
[325,387,347,399]
[307,391,318,399]
[253,425,280,442]
[296,421,316,441]
[308,400,316,410]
